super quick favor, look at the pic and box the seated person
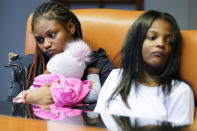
[94,10,194,126]
[13,40,101,120]
[7,1,113,118]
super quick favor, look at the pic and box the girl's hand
[26,83,54,105]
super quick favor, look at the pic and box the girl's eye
[147,36,156,40]
[49,32,56,38]
[35,36,44,44]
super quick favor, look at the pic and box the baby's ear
[67,20,75,35]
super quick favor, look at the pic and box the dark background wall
[0,0,49,100]
[0,0,196,101]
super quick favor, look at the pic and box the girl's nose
[44,39,52,49]
[156,38,165,49]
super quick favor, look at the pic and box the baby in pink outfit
[13,40,101,120]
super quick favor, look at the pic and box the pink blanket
[32,74,91,120]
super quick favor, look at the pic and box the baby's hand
[13,90,31,103]
[87,67,100,74]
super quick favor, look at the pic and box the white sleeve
[83,74,101,103]
[166,82,194,125]
[94,69,121,113]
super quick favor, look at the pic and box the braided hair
[26,1,83,118]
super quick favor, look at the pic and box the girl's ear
[66,20,75,35]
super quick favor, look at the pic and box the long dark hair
[109,10,182,108]
[26,1,83,118]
